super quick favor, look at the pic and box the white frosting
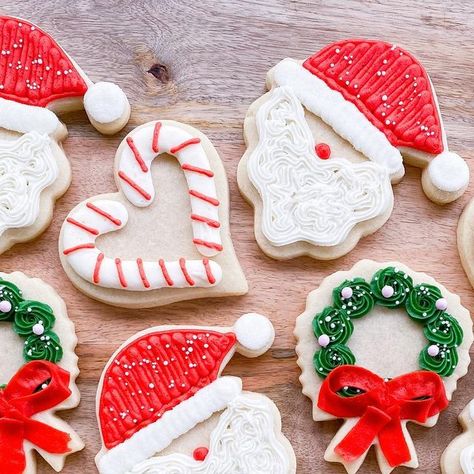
[0,132,58,235]
[127,393,293,474]
[461,445,474,474]
[84,82,129,124]
[97,376,243,474]
[117,122,222,257]
[427,151,469,193]
[272,59,404,177]
[247,86,393,247]
[234,313,275,354]
[0,97,60,135]
[61,199,222,290]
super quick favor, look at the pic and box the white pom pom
[234,313,275,357]
[427,151,469,193]
[84,82,130,133]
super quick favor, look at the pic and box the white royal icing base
[128,393,293,474]
[247,86,393,247]
[62,199,222,291]
[427,150,470,193]
[0,131,58,235]
[84,82,129,124]
[272,59,404,177]
[0,97,60,135]
[97,376,243,474]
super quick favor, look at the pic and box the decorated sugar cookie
[95,313,296,474]
[457,198,474,292]
[0,15,131,255]
[441,400,474,474]
[238,39,469,260]
[294,260,472,474]
[0,271,83,473]
[59,120,247,307]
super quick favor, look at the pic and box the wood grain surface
[1,1,474,473]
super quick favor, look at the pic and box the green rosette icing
[424,313,463,347]
[371,267,413,308]
[23,331,63,363]
[313,345,355,378]
[312,307,353,345]
[13,300,56,336]
[332,278,374,319]
[405,284,443,321]
[0,279,23,321]
[419,344,458,377]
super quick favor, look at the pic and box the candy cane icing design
[117,121,222,257]
[62,200,222,291]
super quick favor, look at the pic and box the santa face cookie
[457,198,474,292]
[0,271,83,473]
[238,39,469,260]
[95,314,296,474]
[59,120,248,308]
[294,260,472,474]
[0,15,131,255]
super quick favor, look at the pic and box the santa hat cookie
[270,39,468,203]
[0,15,130,136]
[95,314,295,474]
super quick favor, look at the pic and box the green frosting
[312,307,353,345]
[424,313,463,347]
[13,300,56,336]
[371,267,413,308]
[419,344,458,377]
[0,279,23,321]
[406,284,443,321]
[332,278,374,319]
[313,344,355,378]
[24,331,63,363]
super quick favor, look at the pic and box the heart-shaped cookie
[59,120,247,308]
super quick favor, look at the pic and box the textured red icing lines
[118,171,152,201]
[63,243,95,255]
[170,137,201,154]
[303,40,443,154]
[189,190,219,206]
[136,258,150,288]
[126,136,148,173]
[98,330,237,449]
[86,202,122,226]
[193,239,223,252]
[115,258,127,288]
[190,214,220,229]
[179,258,195,286]
[159,259,174,286]
[152,122,162,153]
[202,258,216,284]
[181,163,214,177]
[66,217,99,235]
[0,16,88,107]
[93,253,105,284]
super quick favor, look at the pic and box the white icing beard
[127,393,293,474]
[247,86,393,247]
[461,445,474,474]
[0,131,58,235]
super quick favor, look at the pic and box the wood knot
[147,63,170,83]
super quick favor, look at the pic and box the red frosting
[0,16,88,107]
[193,446,209,461]
[317,365,448,467]
[99,330,236,449]
[304,40,444,155]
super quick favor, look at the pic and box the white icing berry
[341,287,353,299]
[318,334,330,347]
[33,322,44,335]
[234,313,275,355]
[427,151,469,193]
[381,285,394,298]
[84,82,128,124]
[0,300,12,312]
[435,298,448,311]
[428,345,440,357]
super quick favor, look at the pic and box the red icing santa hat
[272,39,468,194]
[95,313,275,474]
[0,16,130,136]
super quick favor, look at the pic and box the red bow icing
[317,365,449,468]
[0,361,72,474]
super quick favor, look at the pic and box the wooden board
[1,1,474,473]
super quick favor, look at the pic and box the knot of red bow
[0,360,72,474]
[317,365,449,467]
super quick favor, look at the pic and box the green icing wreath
[0,278,63,363]
[312,267,463,378]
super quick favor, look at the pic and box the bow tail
[378,410,411,468]
[0,419,27,474]
[23,418,71,454]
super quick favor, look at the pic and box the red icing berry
[315,143,331,159]
[193,446,209,461]
[303,40,444,155]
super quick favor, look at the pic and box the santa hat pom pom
[83,82,130,135]
[427,151,469,194]
[234,313,275,357]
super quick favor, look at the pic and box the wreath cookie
[0,271,83,473]
[0,15,130,255]
[294,260,472,474]
[59,120,248,308]
[95,314,296,474]
[238,39,469,260]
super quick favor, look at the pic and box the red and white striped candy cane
[116,121,222,257]
[61,200,222,290]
